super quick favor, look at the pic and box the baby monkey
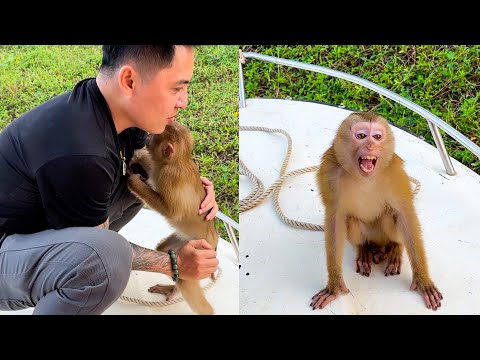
[127,122,219,315]
[311,112,442,311]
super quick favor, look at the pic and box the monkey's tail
[176,279,214,315]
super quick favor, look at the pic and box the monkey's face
[334,114,395,178]
[146,122,194,164]
[349,121,393,177]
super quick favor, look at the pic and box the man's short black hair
[99,45,193,80]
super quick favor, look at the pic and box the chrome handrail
[216,211,239,260]
[239,50,480,176]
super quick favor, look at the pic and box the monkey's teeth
[360,164,369,172]
[361,156,377,160]
[359,163,375,173]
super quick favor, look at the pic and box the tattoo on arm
[130,242,172,275]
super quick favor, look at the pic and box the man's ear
[118,65,136,96]
[162,143,174,157]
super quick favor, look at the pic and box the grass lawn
[240,45,479,175]
[0,45,239,239]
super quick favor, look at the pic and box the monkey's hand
[127,173,148,193]
[127,172,146,188]
[176,239,219,281]
[410,277,443,311]
[310,280,349,310]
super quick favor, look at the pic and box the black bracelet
[168,249,179,282]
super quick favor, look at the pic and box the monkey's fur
[311,112,442,311]
[127,122,218,315]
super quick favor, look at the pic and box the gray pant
[0,227,132,315]
[0,201,143,315]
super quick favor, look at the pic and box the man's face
[131,46,194,134]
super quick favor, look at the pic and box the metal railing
[239,50,480,176]
[216,211,239,260]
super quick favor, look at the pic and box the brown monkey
[311,112,443,311]
[127,121,219,315]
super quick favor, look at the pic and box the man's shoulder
[13,78,114,154]
[9,78,97,130]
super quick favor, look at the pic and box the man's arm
[95,217,174,274]
[130,240,218,280]
[130,242,174,274]
[96,218,174,275]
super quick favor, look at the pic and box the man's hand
[176,239,219,280]
[199,176,218,221]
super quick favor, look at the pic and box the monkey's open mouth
[129,161,149,179]
[358,156,377,174]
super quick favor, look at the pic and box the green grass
[0,45,239,240]
[241,45,480,174]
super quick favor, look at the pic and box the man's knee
[0,227,133,314]
[37,229,133,314]
[83,229,133,308]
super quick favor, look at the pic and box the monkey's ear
[162,143,174,157]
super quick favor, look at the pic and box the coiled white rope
[119,266,222,307]
[240,125,421,231]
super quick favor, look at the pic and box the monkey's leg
[311,213,349,310]
[150,233,186,300]
[356,243,373,277]
[380,215,403,276]
[384,208,442,310]
[148,284,179,301]
[177,279,214,315]
[348,217,372,277]
[369,242,388,264]
[383,242,403,276]
[155,233,184,253]
[144,233,184,299]
[357,240,396,275]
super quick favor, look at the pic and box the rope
[410,176,421,195]
[119,266,222,307]
[240,125,421,231]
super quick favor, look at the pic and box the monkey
[127,121,219,315]
[310,112,443,311]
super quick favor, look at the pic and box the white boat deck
[1,208,239,315]
[239,98,480,315]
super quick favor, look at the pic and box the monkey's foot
[310,281,349,310]
[356,243,373,277]
[368,242,390,264]
[148,284,179,301]
[384,242,402,276]
[410,279,443,311]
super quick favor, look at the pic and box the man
[0,45,219,315]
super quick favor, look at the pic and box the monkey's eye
[373,134,382,140]
[356,133,367,140]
